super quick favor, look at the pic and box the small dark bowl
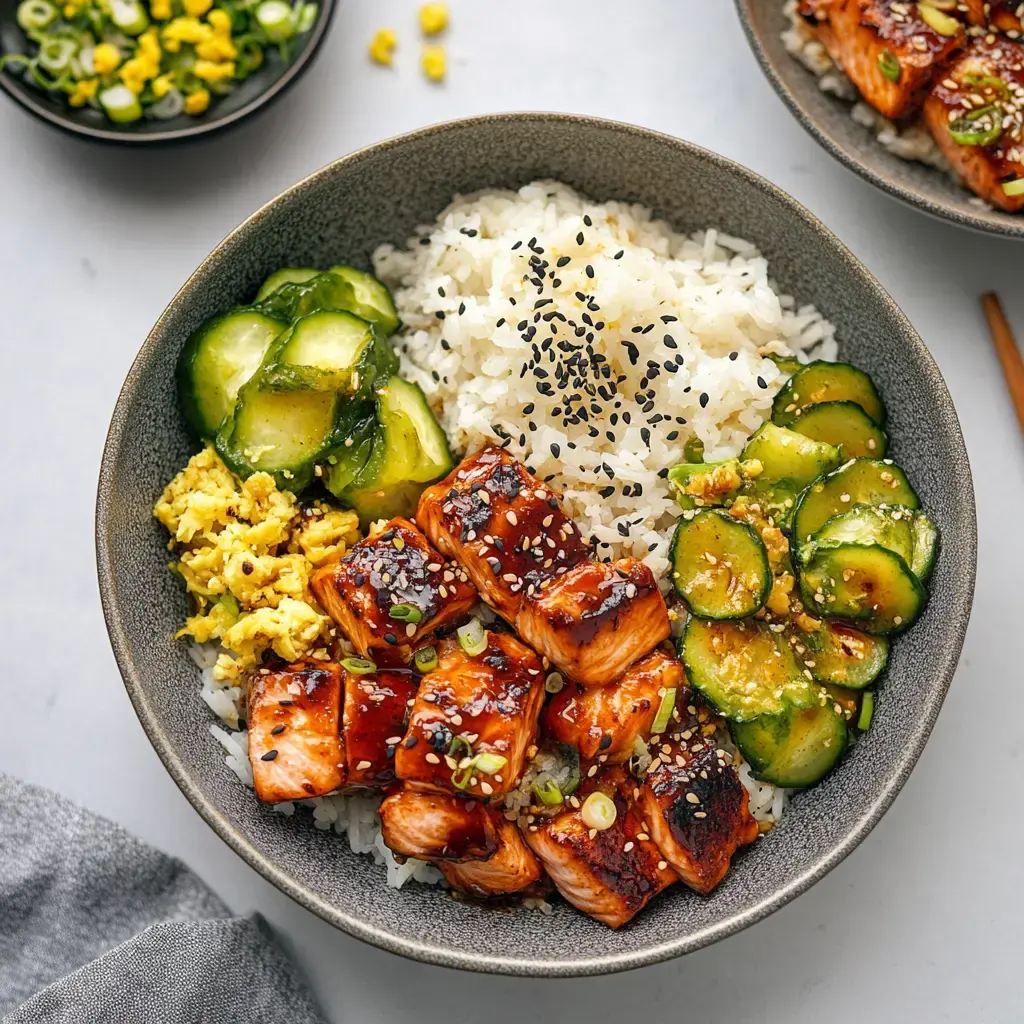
[735,0,1024,239]
[96,113,977,975]
[0,0,334,143]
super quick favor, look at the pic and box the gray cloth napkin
[0,775,329,1024]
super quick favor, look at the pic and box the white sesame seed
[425,752,440,764]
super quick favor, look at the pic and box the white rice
[782,0,949,170]
[375,179,836,586]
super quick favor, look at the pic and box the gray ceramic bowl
[96,113,977,976]
[735,0,1024,239]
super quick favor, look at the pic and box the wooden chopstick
[980,292,1024,435]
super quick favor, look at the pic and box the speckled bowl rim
[95,112,977,976]
[0,0,335,144]
[733,0,1024,239]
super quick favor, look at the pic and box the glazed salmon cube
[342,668,420,787]
[522,766,677,928]
[543,649,684,763]
[394,631,545,799]
[439,815,544,897]
[638,697,758,894]
[960,0,1024,33]
[311,517,477,661]
[516,558,670,687]
[247,661,345,803]
[416,447,591,623]
[802,0,965,119]
[379,786,499,861]
[923,37,1024,211]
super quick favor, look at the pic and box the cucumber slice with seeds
[254,267,320,302]
[731,703,848,788]
[773,361,886,427]
[798,542,926,635]
[740,422,841,527]
[670,510,771,619]
[790,401,889,459]
[256,271,359,323]
[792,458,920,542]
[329,265,400,336]
[798,620,889,690]
[668,458,743,510]
[177,308,286,439]
[680,617,814,723]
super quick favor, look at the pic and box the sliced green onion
[1002,178,1024,197]
[877,48,900,83]
[341,656,376,675]
[457,617,487,657]
[16,0,56,31]
[99,84,141,123]
[651,686,677,736]
[683,436,704,463]
[948,104,1003,147]
[389,603,423,624]
[580,791,617,831]
[294,2,317,33]
[963,73,1009,100]
[37,38,76,74]
[857,692,875,731]
[448,735,473,760]
[256,0,295,42]
[109,0,148,34]
[413,645,438,673]
[532,778,564,806]
[216,593,241,619]
[472,752,507,775]
[451,764,474,790]
[918,2,960,35]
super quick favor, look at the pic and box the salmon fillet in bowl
[97,113,976,975]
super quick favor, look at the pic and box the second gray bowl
[96,113,977,976]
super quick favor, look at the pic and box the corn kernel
[368,28,396,66]
[194,58,235,80]
[185,87,210,114]
[418,3,448,34]
[150,0,171,18]
[182,0,212,17]
[207,8,231,33]
[68,77,99,106]
[421,43,445,81]
[92,42,122,74]
[151,71,174,97]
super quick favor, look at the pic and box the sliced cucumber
[254,267,320,302]
[215,380,339,491]
[767,353,804,376]
[329,265,400,336]
[259,310,378,394]
[790,401,888,459]
[732,703,848,788]
[773,360,886,427]
[331,378,452,523]
[668,458,742,510]
[680,617,814,723]
[798,542,926,635]
[741,422,841,527]
[792,458,920,543]
[256,271,358,323]
[670,510,770,619]
[801,503,938,583]
[799,620,889,690]
[177,308,285,439]
[858,691,875,731]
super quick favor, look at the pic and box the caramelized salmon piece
[247,661,345,803]
[523,766,677,928]
[379,786,499,861]
[638,696,758,894]
[343,668,419,787]
[516,559,670,687]
[923,37,1024,211]
[439,815,544,896]
[961,0,1023,33]
[311,517,477,662]
[801,0,965,119]
[395,632,545,799]
[416,447,591,623]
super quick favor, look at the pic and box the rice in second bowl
[375,180,836,584]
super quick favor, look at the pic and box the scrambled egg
[421,43,446,81]
[368,28,397,65]
[419,3,448,34]
[154,445,360,670]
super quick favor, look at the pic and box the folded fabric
[0,775,329,1024]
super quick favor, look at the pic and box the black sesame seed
[438,286,446,297]
[496,318,505,327]
[616,522,630,537]
[728,351,738,361]
[641,427,651,446]
[756,376,768,389]
[523,402,535,415]
[271,725,286,736]
[585,265,595,279]
[404,735,418,749]
[642,400,655,414]
[261,750,279,761]
[598,733,612,750]
[458,302,466,316]
[435,311,445,320]
[557,255,571,267]
[667,430,679,441]
[584,214,593,226]
[664,335,677,349]
[549,443,561,459]
[576,232,585,245]
[384,633,398,645]
[661,315,678,323]
[699,392,709,408]
[614,250,624,259]
[623,411,632,425]
[440,339,451,351]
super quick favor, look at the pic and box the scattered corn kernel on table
[0,1,1020,1020]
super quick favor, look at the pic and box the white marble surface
[2,1,1021,1020]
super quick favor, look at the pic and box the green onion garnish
[413,646,438,673]
[472,753,507,775]
[99,85,142,124]
[295,2,318,32]
[37,37,75,74]
[580,791,617,831]
[1002,178,1024,197]
[857,692,875,731]
[341,657,377,675]
[448,735,473,760]
[532,778,564,806]
[256,0,296,42]
[683,436,704,464]
[389,603,423,624]
[877,49,900,83]
[451,765,474,790]
[948,104,1003,147]
[108,0,148,34]
[963,73,1009,100]
[457,617,487,657]
[16,0,56,31]
[651,686,677,736]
